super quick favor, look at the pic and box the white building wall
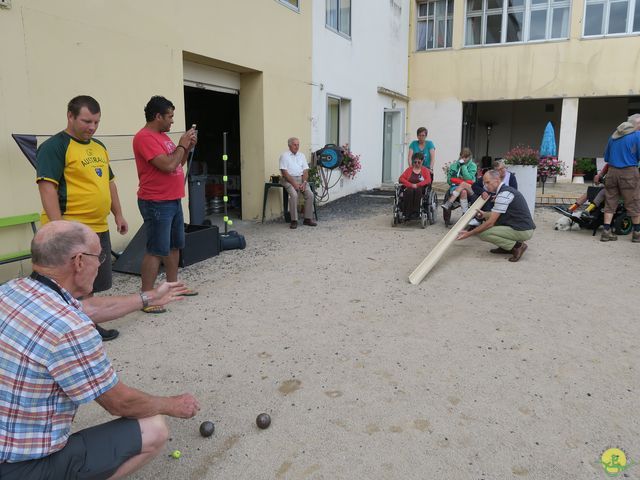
[311,0,409,197]
[408,99,463,182]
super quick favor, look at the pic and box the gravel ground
[74,192,639,480]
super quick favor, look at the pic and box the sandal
[142,305,167,314]
[177,289,199,297]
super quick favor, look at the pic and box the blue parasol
[539,121,557,157]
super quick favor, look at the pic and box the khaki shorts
[604,166,640,216]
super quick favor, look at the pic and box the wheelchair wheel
[426,190,437,225]
[392,185,401,227]
[613,213,632,235]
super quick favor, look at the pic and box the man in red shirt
[133,96,198,312]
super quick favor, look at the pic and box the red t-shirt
[133,127,185,201]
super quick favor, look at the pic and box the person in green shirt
[442,147,478,214]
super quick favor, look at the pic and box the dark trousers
[401,186,425,216]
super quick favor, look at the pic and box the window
[465,0,570,46]
[278,0,299,11]
[326,96,351,146]
[417,0,454,50]
[583,0,640,36]
[326,0,351,36]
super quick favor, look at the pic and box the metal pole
[222,132,229,235]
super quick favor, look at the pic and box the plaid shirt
[0,277,118,463]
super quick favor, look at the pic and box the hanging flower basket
[339,145,361,180]
[538,156,566,177]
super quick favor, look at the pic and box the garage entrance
[184,61,241,221]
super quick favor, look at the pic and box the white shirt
[279,150,309,177]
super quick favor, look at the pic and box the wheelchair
[392,183,438,228]
[553,186,632,236]
[442,188,477,227]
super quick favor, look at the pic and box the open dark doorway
[184,85,241,220]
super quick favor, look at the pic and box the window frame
[582,0,640,37]
[277,0,300,12]
[326,0,352,38]
[463,0,571,47]
[416,0,455,50]
[326,95,351,147]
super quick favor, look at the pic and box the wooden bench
[0,213,39,265]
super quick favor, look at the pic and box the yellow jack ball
[223,175,228,181]
[223,216,229,222]
[222,155,228,161]
[227,220,233,226]
[171,450,181,459]
[223,196,228,202]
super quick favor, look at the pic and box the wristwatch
[139,292,150,308]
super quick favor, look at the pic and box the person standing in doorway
[36,95,128,341]
[133,96,199,312]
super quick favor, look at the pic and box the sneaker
[441,201,452,211]
[303,218,317,226]
[600,229,618,242]
[96,324,119,341]
[632,231,640,243]
[468,218,481,227]
[290,221,298,229]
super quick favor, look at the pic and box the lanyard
[29,272,70,305]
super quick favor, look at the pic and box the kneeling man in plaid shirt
[0,220,200,479]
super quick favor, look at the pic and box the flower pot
[509,165,536,216]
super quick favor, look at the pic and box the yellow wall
[0,0,311,281]
[408,0,640,101]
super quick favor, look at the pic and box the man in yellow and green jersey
[36,95,128,341]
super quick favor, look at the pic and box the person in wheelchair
[442,148,477,215]
[554,164,633,236]
[565,164,608,217]
[398,152,432,219]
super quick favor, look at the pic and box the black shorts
[0,418,141,480]
[93,231,112,293]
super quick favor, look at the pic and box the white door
[382,110,404,184]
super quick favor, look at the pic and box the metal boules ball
[199,421,215,437]
[256,413,271,429]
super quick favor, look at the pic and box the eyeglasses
[412,160,423,164]
[72,251,107,265]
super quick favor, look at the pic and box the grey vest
[495,185,536,231]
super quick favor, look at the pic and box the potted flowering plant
[502,145,539,215]
[307,165,321,189]
[538,156,566,178]
[573,158,596,176]
[339,144,361,180]
[503,145,539,166]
